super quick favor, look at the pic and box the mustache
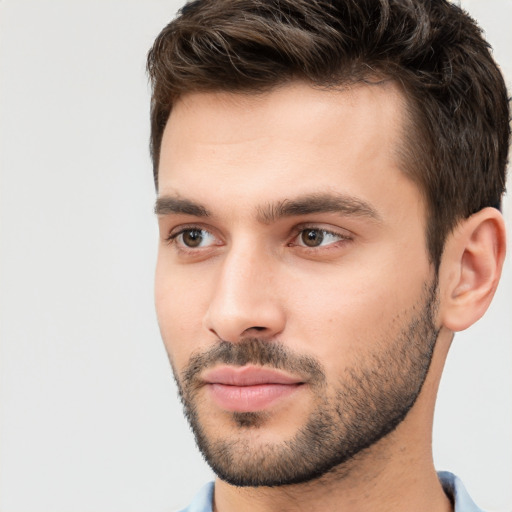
[180,338,326,392]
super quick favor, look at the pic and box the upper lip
[202,365,304,386]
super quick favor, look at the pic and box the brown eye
[301,229,325,247]
[181,229,205,247]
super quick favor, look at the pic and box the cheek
[286,255,429,372]
[288,277,384,356]
[154,256,211,368]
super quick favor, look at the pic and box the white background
[0,1,510,511]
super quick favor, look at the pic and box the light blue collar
[179,471,483,512]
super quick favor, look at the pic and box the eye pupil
[301,229,324,247]
[182,229,203,247]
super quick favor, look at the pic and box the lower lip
[207,383,302,412]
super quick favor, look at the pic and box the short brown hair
[147,0,510,266]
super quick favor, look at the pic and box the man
[147,1,509,511]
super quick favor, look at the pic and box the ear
[438,207,506,332]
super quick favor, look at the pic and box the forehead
[162,80,408,154]
[157,81,422,223]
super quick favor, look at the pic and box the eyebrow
[256,193,381,223]
[154,196,210,217]
[154,192,380,223]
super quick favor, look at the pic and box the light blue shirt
[178,472,484,512]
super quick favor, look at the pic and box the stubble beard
[172,279,439,487]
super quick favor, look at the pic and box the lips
[202,365,304,412]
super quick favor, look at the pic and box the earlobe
[439,207,506,332]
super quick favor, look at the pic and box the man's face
[155,82,439,486]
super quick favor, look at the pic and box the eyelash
[290,226,352,249]
[165,224,352,252]
[165,226,216,247]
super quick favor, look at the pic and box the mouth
[201,365,305,413]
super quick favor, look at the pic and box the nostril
[243,326,266,334]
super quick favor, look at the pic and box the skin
[154,81,506,512]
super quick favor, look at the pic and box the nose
[203,242,286,343]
